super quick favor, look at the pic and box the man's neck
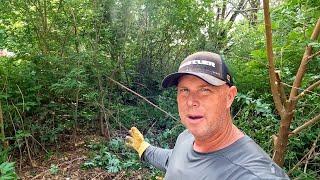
[193,123,244,153]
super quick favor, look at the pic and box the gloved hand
[125,127,150,158]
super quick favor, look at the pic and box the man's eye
[179,88,189,93]
[200,88,210,92]
[180,88,188,92]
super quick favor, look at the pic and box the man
[126,51,289,179]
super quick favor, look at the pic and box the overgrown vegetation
[0,146,18,180]
[0,0,319,179]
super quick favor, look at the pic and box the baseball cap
[161,51,233,88]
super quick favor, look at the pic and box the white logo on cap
[180,60,216,69]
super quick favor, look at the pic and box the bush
[0,147,18,180]
[82,138,141,173]
[0,162,18,180]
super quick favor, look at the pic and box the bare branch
[289,113,320,137]
[225,0,238,18]
[0,101,8,149]
[234,8,262,12]
[275,71,287,105]
[289,18,320,99]
[287,133,320,175]
[281,82,320,97]
[304,135,317,172]
[307,50,320,61]
[31,157,85,180]
[263,0,284,114]
[221,0,227,19]
[295,80,320,100]
[272,134,278,147]
[311,18,320,39]
[107,77,179,121]
[228,0,247,26]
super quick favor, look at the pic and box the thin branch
[287,133,320,175]
[16,84,25,112]
[272,134,278,147]
[96,103,129,131]
[0,101,8,149]
[275,71,287,105]
[92,172,106,180]
[304,136,317,173]
[30,135,48,154]
[12,102,35,167]
[263,0,283,114]
[289,113,320,137]
[234,8,262,12]
[228,0,247,26]
[31,157,85,180]
[295,80,320,100]
[289,18,320,99]
[281,82,320,98]
[307,50,320,61]
[311,18,320,39]
[107,77,179,121]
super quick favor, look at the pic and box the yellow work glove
[125,127,150,158]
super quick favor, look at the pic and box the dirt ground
[16,134,148,180]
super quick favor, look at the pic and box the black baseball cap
[161,51,233,88]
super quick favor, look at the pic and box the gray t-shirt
[143,130,289,180]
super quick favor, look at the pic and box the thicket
[0,0,319,179]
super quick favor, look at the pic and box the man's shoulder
[177,129,193,139]
[221,136,269,158]
[174,129,193,144]
[218,136,289,179]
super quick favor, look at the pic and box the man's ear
[227,86,237,108]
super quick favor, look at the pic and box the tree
[263,0,320,167]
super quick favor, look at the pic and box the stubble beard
[185,111,228,142]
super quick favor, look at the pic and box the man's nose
[187,92,199,107]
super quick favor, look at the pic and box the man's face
[177,75,235,141]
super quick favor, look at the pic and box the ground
[16,134,150,180]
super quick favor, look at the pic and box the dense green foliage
[0,0,319,179]
[0,162,18,180]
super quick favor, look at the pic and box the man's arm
[142,145,172,172]
[125,127,173,172]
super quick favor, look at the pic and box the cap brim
[161,72,226,88]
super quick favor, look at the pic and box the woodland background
[0,0,319,179]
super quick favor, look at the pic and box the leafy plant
[49,164,59,175]
[82,138,141,174]
[0,162,18,180]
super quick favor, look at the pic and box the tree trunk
[263,0,289,167]
[273,112,294,166]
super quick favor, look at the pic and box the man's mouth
[187,115,204,121]
[188,115,202,119]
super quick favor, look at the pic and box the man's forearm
[142,145,172,172]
